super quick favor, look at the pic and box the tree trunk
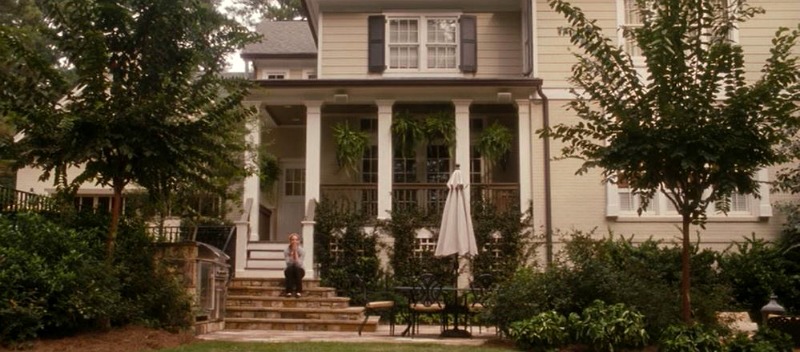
[680,214,692,323]
[106,182,124,262]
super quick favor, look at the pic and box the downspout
[535,85,553,266]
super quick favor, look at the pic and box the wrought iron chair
[356,275,396,336]
[408,273,445,337]
[467,273,495,334]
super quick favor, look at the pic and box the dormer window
[369,14,476,74]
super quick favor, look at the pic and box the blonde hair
[288,233,300,242]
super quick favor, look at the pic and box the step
[227,295,352,309]
[227,286,337,298]
[226,306,365,320]
[248,250,284,260]
[230,278,321,289]
[224,316,379,332]
[235,268,285,279]
[246,259,287,269]
[246,242,287,251]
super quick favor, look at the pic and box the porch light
[496,92,512,103]
[334,94,349,103]
[760,293,786,322]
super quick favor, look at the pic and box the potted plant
[391,111,425,158]
[259,152,281,194]
[332,121,369,176]
[477,121,513,170]
[423,110,456,151]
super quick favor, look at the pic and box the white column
[376,100,394,220]
[243,102,261,241]
[303,101,323,278]
[453,99,472,205]
[517,98,533,211]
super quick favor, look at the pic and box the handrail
[0,185,56,213]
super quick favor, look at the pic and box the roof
[241,21,316,58]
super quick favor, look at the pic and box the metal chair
[467,273,495,334]
[408,273,445,337]
[356,275,396,336]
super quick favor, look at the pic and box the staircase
[225,278,380,332]
[241,242,292,278]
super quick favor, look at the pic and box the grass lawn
[159,341,517,352]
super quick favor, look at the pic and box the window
[284,168,305,196]
[387,16,458,71]
[608,173,769,219]
[369,14,475,74]
[74,195,124,213]
[260,70,287,80]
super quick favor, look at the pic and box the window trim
[606,169,771,221]
[259,70,289,80]
[384,12,463,74]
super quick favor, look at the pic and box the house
[16,0,800,279]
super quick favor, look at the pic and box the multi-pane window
[621,0,644,57]
[362,145,378,183]
[260,71,287,80]
[388,16,459,71]
[74,195,123,213]
[284,168,305,196]
[426,18,457,69]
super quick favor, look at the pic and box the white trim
[259,70,289,80]
[383,12,463,74]
[531,0,539,78]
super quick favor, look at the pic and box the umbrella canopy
[435,169,478,257]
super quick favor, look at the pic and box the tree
[3,0,259,261]
[224,0,306,26]
[544,0,800,323]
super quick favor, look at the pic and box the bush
[0,212,193,346]
[570,300,648,352]
[659,324,723,352]
[0,213,119,344]
[509,311,570,352]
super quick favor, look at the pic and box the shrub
[508,311,570,352]
[659,324,723,352]
[570,300,648,352]
[487,267,564,335]
[0,213,119,344]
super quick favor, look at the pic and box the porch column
[517,98,533,210]
[453,99,472,200]
[376,100,394,220]
[243,101,261,241]
[303,100,322,278]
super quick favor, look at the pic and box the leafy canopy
[2,0,260,259]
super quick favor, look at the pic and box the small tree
[544,0,800,322]
[5,0,259,261]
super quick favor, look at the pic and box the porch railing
[319,183,519,219]
[0,185,56,213]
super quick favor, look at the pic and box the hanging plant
[391,111,425,158]
[477,121,513,169]
[423,111,456,150]
[332,121,369,176]
[259,153,281,194]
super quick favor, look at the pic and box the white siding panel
[319,12,524,78]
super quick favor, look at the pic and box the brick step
[225,316,380,332]
[226,306,365,320]
[227,295,352,309]
[228,286,337,298]
[230,278,322,289]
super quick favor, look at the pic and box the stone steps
[225,278,378,332]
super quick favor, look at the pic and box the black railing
[319,183,519,219]
[0,185,56,213]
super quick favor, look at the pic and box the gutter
[535,85,553,266]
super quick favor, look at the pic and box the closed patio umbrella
[434,167,478,280]
[434,166,477,338]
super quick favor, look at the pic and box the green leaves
[332,122,370,177]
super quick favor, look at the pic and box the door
[276,160,305,242]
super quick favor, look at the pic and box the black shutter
[460,15,477,73]
[368,16,386,73]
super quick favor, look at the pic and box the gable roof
[241,21,316,59]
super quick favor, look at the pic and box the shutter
[368,16,386,73]
[459,15,477,73]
